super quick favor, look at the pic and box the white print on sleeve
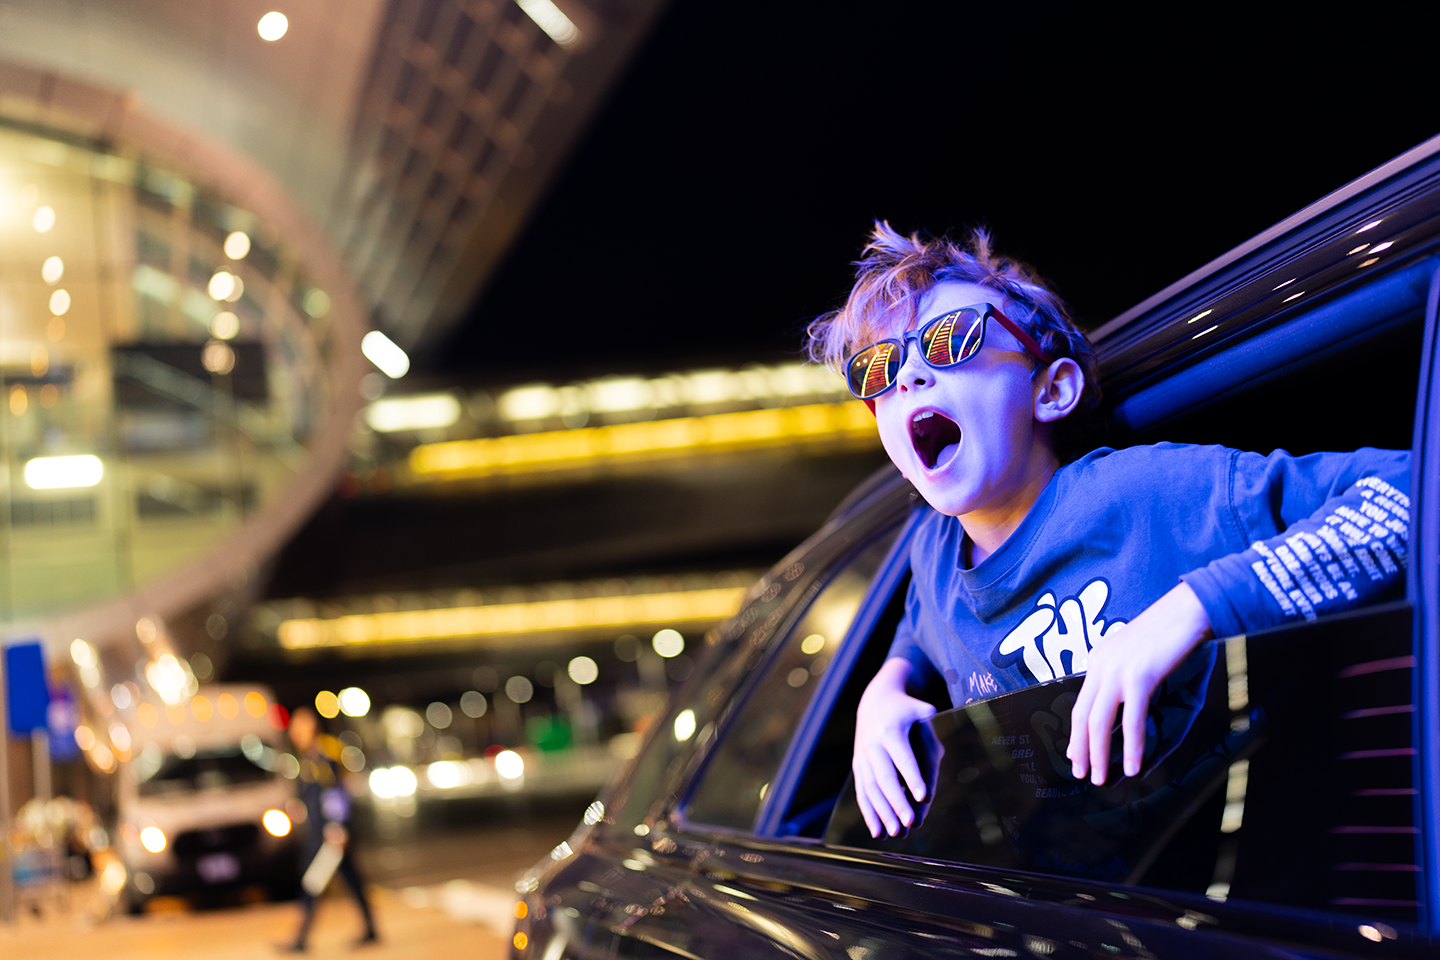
[994,578,1127,684]
[1248,475,1409,622]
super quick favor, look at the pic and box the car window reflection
[684,529,901,831]
[824,604,1421,924]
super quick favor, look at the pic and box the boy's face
[871,281,1053,520]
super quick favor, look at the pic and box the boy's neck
[959,452,1060,567]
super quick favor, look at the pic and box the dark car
[510,136,1440,957]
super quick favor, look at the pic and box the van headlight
[262,808,292,837]
[139,825,167,853]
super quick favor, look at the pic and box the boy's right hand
[853,657,938,838]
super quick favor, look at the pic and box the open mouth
[910,409,961,470]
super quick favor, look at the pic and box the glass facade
[0,119,349,626]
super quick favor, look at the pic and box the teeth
[912,411,935,422]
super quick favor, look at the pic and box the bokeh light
[567,656,598,685]
[652,628,684,658]
[425,701,453,728]
[505,675,533,703]
[257,11,289,41]
[338,687,371,717]
[224,230,251,259]
[262,808,292,837]
[139,826,167,853]
[495,750,524,780]
[673,708,696,741]
[314,690,340,719]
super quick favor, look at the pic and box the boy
[807,223,1410,839]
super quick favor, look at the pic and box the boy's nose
[896,346,932,391]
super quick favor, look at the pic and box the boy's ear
[1033,357,1084,423]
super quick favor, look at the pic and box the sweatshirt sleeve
[1181,447,1410,639]
[886,575,945,694]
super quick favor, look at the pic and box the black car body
[511,136,1440,958]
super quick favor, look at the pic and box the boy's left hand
[1066,582,1213,785]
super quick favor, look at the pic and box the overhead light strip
[277,586,747,649]
[409,400,875,479]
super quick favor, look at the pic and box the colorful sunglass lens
[920,310,982,366]
[848,342,899,399]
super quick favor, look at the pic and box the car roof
[1092,133,1440,401]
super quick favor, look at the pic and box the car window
[824,601,1421,925]
[682,528,901,831]
[138,747,273,797]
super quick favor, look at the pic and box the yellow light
[315,690,340,719]
[165,704,186,726]
[202,340,235,375]
[192,695,213,722]
[257,11,288,41]
[217,693,239,719]
[514,900,528,919]
[800,634,825,655]
[99,859,127,895]
[495,750,524,780]
[652,629,684,658]
[365,394,462,432]
[516,0,578,47]
[362,330,410,378]
[262,808,292,837]
[33,205,54,232]
[24,455,103,489]
[70,638,97,668]
[244,691,268,718]
[211,311,240,340]
[513,932,529,951]
[208,271,236,300]
[338,687,371,717]
[278,586,746,650]
[673,709,696,742]
[48,288,70,315]
[224,231,251,259]
[567,656,598,685]
[137,703,159,728]
[41,256,63,284]
[74,725,96,751]
[410,401,875,481]
[139,826,167,854]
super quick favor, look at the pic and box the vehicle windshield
[138,747,274,797]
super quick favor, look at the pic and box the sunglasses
[844,303,1055,401]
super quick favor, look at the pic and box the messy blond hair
[807,222,1101,456]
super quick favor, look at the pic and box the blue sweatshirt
[889,444,1411,707]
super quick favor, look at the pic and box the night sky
[435,6,1438,384]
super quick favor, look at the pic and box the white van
[115,684,302,909]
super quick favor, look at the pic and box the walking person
[283,706,378,952]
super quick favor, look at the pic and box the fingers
[869,742,915,832]
[1067,678,1096,781]
[1121,694,1145,779]
[890,730,929,803]
[1086,680,1121,786]
[854,763,881,838]
[855,757,901,837]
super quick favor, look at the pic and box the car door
[520,470,917,958]
[582,267,1440,959]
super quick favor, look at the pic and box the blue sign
[6,641,50,735]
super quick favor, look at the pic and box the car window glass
[138,747,273,797]
[683,529,900,831]
[824,603,1421,926]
